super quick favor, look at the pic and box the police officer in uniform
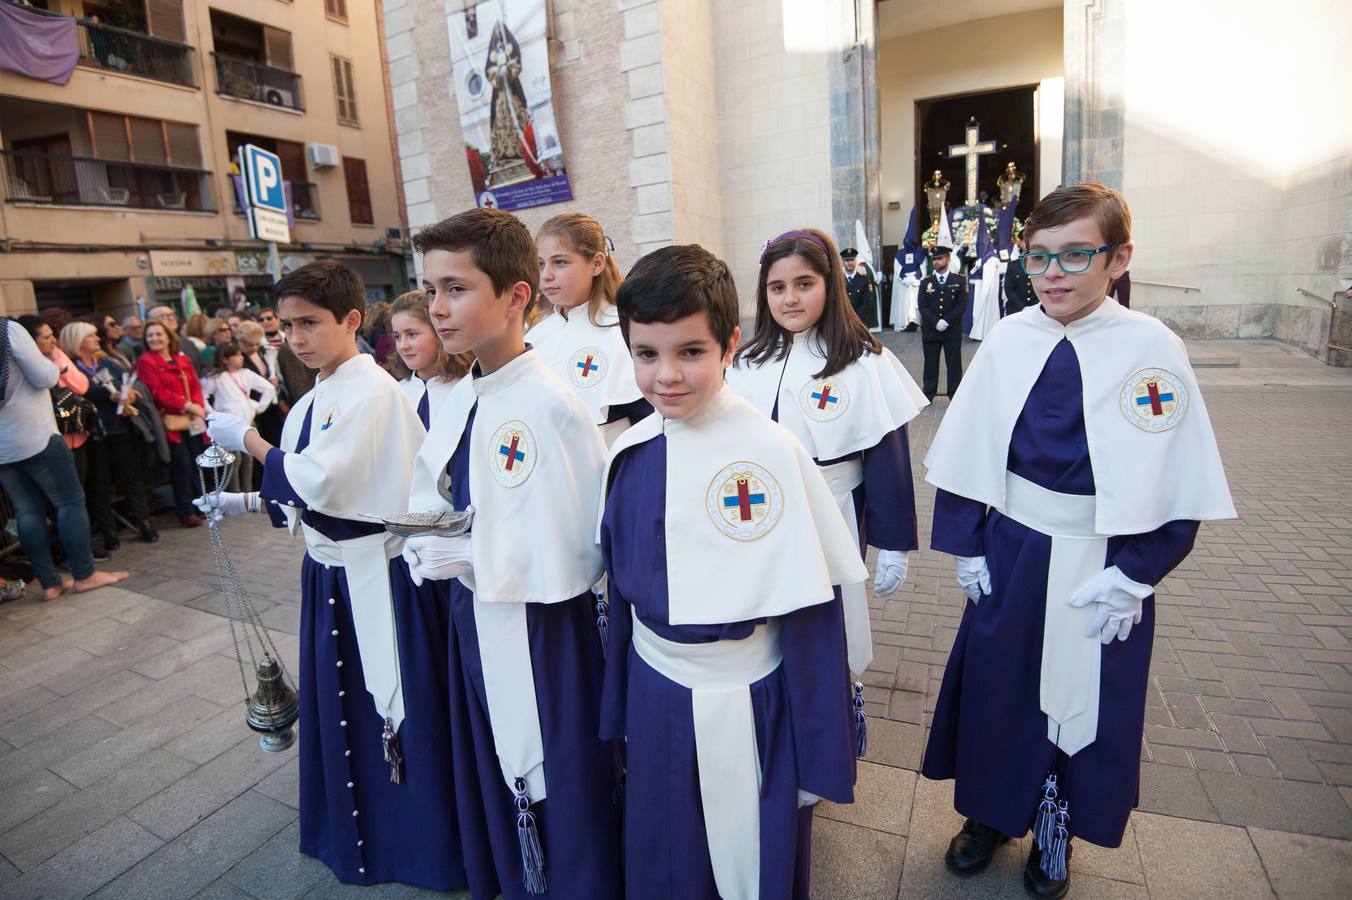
[919,245,967,401]
[841,247,879,329]
[1003,256,1036,316]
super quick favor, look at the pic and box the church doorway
[914,84,1039,235]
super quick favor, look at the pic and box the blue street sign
[241,144,286,214]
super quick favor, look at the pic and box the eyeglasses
[1020,244,1116,276]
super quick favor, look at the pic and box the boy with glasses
[919,183,1234,897]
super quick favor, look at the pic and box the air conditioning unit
[308,143,340,169]
[263,87,295,108]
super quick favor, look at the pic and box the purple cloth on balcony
[0,4,79,85]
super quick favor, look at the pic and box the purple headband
[759,229,832,264]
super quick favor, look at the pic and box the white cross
[948,118,998,207]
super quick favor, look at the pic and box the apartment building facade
[0,0,409,317]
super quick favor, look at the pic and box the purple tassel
[382,717,404,785]
[1033,773,1058,849]
[513,777,547,894]
[594,591,609,660]
[1040,800,1070,881]
[853,681,868,759]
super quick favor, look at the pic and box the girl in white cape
[528,213,650,446]
[726,227,928,758]
[385,291,471,429]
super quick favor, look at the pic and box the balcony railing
[77,19,196,87]
[0,150,214,212]
[213,54,303,111]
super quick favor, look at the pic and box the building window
[343,157,372,225]
[325,0,348,24]
[333,56,358,125]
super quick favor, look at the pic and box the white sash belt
[631,613,782,900]
[819,459,871,675]
[473,600,548,803]
[996,473,1106,757]
[301,524,407,732]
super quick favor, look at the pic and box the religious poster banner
[447,0,572,212]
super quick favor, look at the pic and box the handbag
[51,387,106,441]
[160,364,199,433]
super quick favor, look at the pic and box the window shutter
[263,26,294,71]
[165,123,201,167]
[90,113,130,161]
[129,117,167,165]
[276,140,307,183]
[343,157,372,225]
[333,56,358,123]
[325,0,349,22]
[147,0,186,44]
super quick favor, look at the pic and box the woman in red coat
[136,320,209,527]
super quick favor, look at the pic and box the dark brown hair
[1023,181,1132,248]
[216,341,242,361]
[383,290,473,382]
[736,227,880,378]
[271,259,365,324]
[412,208,538,300]
[616,245,740,351]
[537,213,621,328]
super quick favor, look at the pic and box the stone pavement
[1,334,1351,899]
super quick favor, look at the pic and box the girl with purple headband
[727,226,928,763]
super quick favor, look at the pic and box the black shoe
[137,521,160,543]
[944,818,1010,876]
[1023,839,1071,898]
[102,531,121,552]
[90,537,110,563]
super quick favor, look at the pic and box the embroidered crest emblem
[926,282,935,294]
[567,346,608,387]
[799,378,849,422]
[706,461,784,541]
[1120,368,1188,432]
[319,404,339,431]
[489,420,537,488]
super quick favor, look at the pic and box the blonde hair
[59,321,98,360]
[536,213,621,327]
[384,291,473,382]
[184,312,211,342]
[235,320,266,345]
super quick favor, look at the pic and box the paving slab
[0,667,151,747]
[51,694,226,788]
[896,777,1030,899]
[0,749,196,870]
[93,790,295,900]
[1248,826,1352,900]
[127,735,297,841]
[253,756,301,811]
[807,817,905,900]
[221,819,328,900]
[1197,770,1352,839]
[1135,762,1221,822]
[1133,812,1274,899]
[817,760,915,837]
[2,816,164,900]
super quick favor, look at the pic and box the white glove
[1068,565,1153,643]
[193,492,252,524]
[401,533,474,586]
[207,411,257,452]
[936,319,950,332]
[955,556,991,604]
[873,549,909,597]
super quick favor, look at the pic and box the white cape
[527,305,643,442]
[602,386,867,626]
[726,328,927,462]
[398,373,461,426]
[925,299,1235,534]
[968,254,1002,341]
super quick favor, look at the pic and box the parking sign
[240,144,290,243]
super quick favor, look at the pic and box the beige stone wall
[1118,0,1352,350]
[711,0,835,308]
[877,8,1064,246]
[390,0,641,276]
[659,0,721,257]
